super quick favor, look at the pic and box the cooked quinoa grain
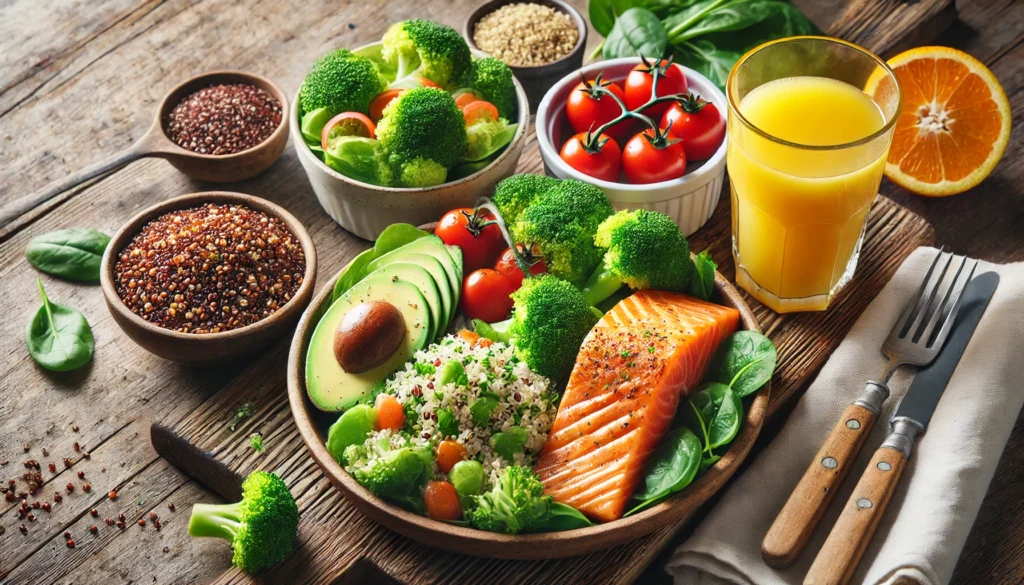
[473,3,579,67]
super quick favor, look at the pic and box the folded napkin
[666,247,1024,585]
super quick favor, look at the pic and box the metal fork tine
[897,248,946,338]
[904,251,953,339]
[919,255,967,344]
[928,260,979,348]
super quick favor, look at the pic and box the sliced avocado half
[362,262,442,342]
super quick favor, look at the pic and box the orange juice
[728,76,889,312]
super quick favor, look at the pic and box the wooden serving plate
[286,247,766,559]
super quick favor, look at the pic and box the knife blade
[890,271,999,432]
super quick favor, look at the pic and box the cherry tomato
[624,60,688,118]
[415,77,442,88]
[321,112,376,151]
[453,91,480,108]
[424,480,463,521]
[566,75,629,142]
[462,100,500,125]
[622,128,687,184]
[494,245,547,290]
[460,269,515,322]
[374,394,406,431]
[436,440,469,473]
[560,131,622,182]
[435,208,506,272]
[369,89,405,122]
[660,94,725,161]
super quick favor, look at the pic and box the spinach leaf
[624,492,669,517]
[666,0,780,42]
[25,280,94,372]
[689,249,716,300]
[700,454,721,473]
[676,40,742,88]
[705,330,777,397]
[25,228,110,282]
[604,8,668,59]
[634,426,701,500]
[689,382,743,450]
[532,502,593,531]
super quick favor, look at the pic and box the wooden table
[0,1,1020,584]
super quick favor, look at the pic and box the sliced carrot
[462,100,499,126]
[369,89,405,122]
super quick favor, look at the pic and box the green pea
[449,460,484,497]
[437,360,466,387]
[326,404,377,464]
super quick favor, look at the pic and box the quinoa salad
[346,333,558,490]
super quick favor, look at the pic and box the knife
[804,271,999,585]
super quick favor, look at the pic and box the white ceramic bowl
[536,59,728,236]
[292,43,530,241]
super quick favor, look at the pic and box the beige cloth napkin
[665,247,1024,585]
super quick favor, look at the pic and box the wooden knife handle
[762,402,877,568]
[803,446,908,585]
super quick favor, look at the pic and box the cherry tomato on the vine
[566,74,630,142]
[560,131,622,182]
[435,208,506,272]
[320,112,376,151]
[660,93,725,161]
[459,269,515,322]
[494,244,547,290]
[624,59,688,118]
[622,127,687,184]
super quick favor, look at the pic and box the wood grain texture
[804,447,908,585]
[762,403,878,568]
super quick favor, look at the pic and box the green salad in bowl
[298,19,520,188]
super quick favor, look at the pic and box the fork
[761,249,972,568]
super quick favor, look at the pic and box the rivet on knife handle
[761,381,887,568]
[803,427,914,585]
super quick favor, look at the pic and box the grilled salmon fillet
[535,289,739,522]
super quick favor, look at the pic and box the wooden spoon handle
[762,385,885,567]
[803,445,908,585]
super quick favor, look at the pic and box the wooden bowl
[286,246,767,559]
[464,0,587,112]
[100,192,317,366]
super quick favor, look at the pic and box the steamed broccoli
[382,19,472,89]
[466,466,550,534]
[463,57,517,120]
[475,274,600,382]
[344,432,435,511]
[375,87,468,187]
[511,179,613,287]
[299,48,385,116]
[188,471,299,573]
[491,174,559,225]
[582,210,694,306]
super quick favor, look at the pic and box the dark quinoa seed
[114,203,305,334]
[164,83,282,155]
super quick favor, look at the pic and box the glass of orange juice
[726,37,902,313]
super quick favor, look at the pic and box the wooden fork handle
[804,444,908,585]
[762,401,878,567]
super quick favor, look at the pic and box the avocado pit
[334,300,406,373]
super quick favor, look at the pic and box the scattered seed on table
[63,531,71,539]
[118,513,126,522]
[83,483,91,492]
[164,83,282,155]
[137,519,145,527]
[167,503,175,512]
[66,483,74,493]
[63,458,72,468]
[154,519,161,531]
[77,471,85,479]
[116,521,125,529]
[41,448,49,457]
[149,512,158,521]
[27,513,35,522]
[42,502,50,512]
[23,444,29,452]
[53,493,62,502]
[109,490,117,500]
[90,508,98,517]
[66,539,75,548]
[48,462,56,473]
[82,451,90,459]
[90,525,98,534]
[19,524,27,534]
[105,519,114,526]
[72,425,79,432]
[73,442,80,452]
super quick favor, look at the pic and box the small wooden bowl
[464,0,587,112]
[100,192,317,366]
[287,254,767,558]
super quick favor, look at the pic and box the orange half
[868,46,1011,197]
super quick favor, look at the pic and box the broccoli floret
[300,48,385,116]
[375,87,468,187]
[491,174,559,225]
[467,466,550,534]
[187,471,299,573]
[382,19,471,89]
[345,433,435,510]
[464,57,517,120]
[476,274,600,381]
[511,179,613,286]
[582,210,694,306]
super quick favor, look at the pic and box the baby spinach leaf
[700,454,721,473]
[634,426,701,500]
[689,249,716,300]
[25,280,94,372]
[705,330,777,397]
[689,382,743,450]
[531,502,593,531]
[624,492,669,517]
[676,40,742,88]
[604,8,668,59]
[25,228,110,282]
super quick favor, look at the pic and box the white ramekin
[292,43,530,241]
[536,59,728,236]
